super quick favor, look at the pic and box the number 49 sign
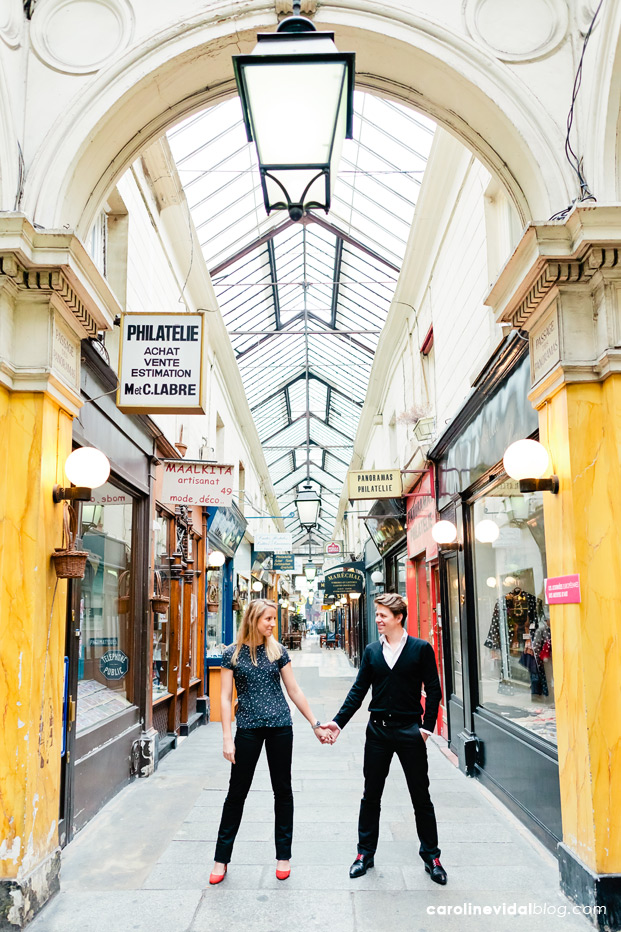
[161,460,235,507]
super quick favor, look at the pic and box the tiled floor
[29,640,591,932]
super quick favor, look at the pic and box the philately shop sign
[117,312,206,414]
[161,461,234,507]
[347,469,402,500]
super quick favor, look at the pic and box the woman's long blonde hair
[231,598,282,666]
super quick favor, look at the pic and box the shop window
[235,575,249,633]
[76,483,135,731]
[88,211,108,277]
[446,555,463,701]
[189,533,199,678]
[153,511,172,699]
[472,483,555,744]
[206,567,224,658]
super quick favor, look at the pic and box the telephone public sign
[99,649,129,681]
[117,312,206,414]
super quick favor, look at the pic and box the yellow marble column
[539,376,621,875]
[1,217,117,926]
[0,387,73,908]
[486,207,621,918]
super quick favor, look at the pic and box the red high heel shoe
[276,865,291,881]
[209,865,227,885]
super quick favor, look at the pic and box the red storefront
[405,468,448,739]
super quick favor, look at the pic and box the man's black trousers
[358,719,441,862]
[214,726,293,864]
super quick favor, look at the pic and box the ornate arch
[21,1,574,236]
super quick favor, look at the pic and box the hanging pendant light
[232,3,355,221]
[295,484,321,528]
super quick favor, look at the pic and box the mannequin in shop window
[484,585,550,699]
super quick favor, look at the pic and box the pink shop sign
[545,574,581,605]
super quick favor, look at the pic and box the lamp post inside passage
[232,1,355,221]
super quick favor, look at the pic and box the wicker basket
[53,505,88,579]
[151,571,169,614]
[116,570,131,614]
[52,548,89,579]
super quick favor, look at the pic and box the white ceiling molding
[30,0,134,75]
[0,0,23,48]
[465,0,569,63]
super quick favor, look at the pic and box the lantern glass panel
[243,61,347,166]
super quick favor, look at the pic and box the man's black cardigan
[333,635,442,733]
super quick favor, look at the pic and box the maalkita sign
[117,312,206,414]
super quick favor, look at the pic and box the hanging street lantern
[295,484,321,528]
[304,560,317,581]
[232,3,355,221]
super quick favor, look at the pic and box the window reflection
[153,513,171,698]
[77,485,134,732]
[446,556,462,701]
[473,484,556,744]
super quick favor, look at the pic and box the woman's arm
[220,668,235,763]
[280,663,331,742]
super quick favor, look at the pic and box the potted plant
[52,504,89,579]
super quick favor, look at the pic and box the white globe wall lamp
[53,447,110,503]
[207,550,226,567]
[431,519,461,551]
[503,439,558,494]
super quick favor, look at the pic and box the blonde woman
[210,599,332,885]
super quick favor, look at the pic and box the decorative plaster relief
[0,0,23,48]
[465,0,569,63]
[30,0,134,74]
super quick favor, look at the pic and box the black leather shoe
[425,857,447,885]
[349,853,374,878]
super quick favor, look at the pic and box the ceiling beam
[266,238,281,331]
[330,238,343,329]
[209,218,295,277]
[303,213,400,273]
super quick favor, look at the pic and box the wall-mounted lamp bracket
[53,485,92,504]
[519,477,559,494]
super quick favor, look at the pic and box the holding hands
[314,721,340,745]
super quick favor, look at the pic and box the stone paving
[30,640,592,932]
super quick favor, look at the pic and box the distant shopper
[324,593,447,885]
[210,599,331,885]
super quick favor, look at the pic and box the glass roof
[168,91,434,545]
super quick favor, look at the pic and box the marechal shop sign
[161,461,235,507]
[117,312,206,414]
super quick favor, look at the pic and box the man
[324,593,447,884]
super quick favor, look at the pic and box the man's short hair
[374,592,407,627]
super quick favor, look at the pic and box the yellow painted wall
[539,375,621,874]
[0,386,73,880]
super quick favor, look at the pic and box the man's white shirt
[379,630,431,735]
[329,630,432,736]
